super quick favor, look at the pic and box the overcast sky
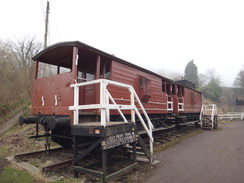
[1,0,244,87]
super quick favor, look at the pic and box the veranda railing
[69,79,154,157]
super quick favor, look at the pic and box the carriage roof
[33,41,172,82]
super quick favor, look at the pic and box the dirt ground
[146,121,244,183]
[1,114,244,183]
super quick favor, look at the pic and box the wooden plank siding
[110,61,168,114]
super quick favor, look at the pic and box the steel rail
[14,146,64,161]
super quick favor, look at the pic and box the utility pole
[44,1,50,49]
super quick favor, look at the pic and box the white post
[105,86,110,122]
[130,90,135,123]
[211,105,214,130]
[100,80,106,126]
[150,140,153,162]
[42,96,45,106]
[73,84,79,125]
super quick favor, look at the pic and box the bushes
[0,104,12,117]
[0,37,41,119]
[0,99,31,122]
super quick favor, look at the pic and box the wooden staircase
[124,135,153,163]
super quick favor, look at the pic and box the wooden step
[126,150,146,156]
[124,145,143,150]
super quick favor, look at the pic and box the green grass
[218,120,235,124]
[0,167,34,183]
[0,147,8,158]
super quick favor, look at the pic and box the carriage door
[191,92,196,105]
[177,86,184,112]
[172,84,178,113]
[83,67,96,105]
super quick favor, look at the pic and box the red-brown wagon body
[20,41,202,145]
[19,41,203,179]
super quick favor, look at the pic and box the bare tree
[200,69,222,102]
[0,40,20,116]
[11,36,43,97]
[198,73,207,88]
[0,37,42,117]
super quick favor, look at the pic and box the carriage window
[99,62,111,78]
[37,62,72,79]
[78,71,83,78]
[172,84,176,95]
[166,82,171,95]
[162,80,165,92]
[59,66,71,74]
[177,86,184,97]
[86,67,95,80]
[104,62,110,78]
[177,86,181,97]
[100,65,103,78]
[77,70,83,82]
[37,62,58,78]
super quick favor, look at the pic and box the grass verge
[218,120,238,124]
[0,166,34,183]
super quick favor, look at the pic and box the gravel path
[146,121,244,183]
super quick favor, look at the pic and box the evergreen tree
[184,60,199,88]
[234,68,244,89]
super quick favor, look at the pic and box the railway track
[155,125,200,140]
[14,146,73,174]
[14,146,64,161]
[133,124,201,161]
[14,142,95,175]
[13,124,201,178]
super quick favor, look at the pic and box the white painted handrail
[200,104,217,130]
[69,79,154,156]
